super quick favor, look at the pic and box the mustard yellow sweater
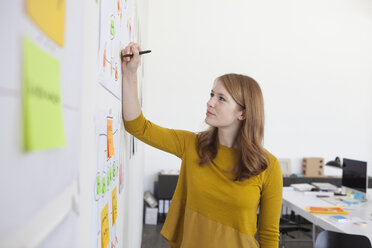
[124,113,283,248]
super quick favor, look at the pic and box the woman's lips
[206,111,215,116]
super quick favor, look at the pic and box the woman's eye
[210,93,214,98]
[219,97,225,101]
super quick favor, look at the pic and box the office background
[143,0,372,193]
[0,0,371,248]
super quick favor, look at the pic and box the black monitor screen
[342,158,367,193]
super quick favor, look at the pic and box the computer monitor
[342,158,368,197]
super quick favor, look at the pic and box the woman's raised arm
[121,42,142,121]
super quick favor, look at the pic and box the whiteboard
[0,0,147,247]
[0,0,84,245]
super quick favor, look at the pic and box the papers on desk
[290,183,334,196]
[290,183,316,192]
[283,186,294,192]
[329,216,370,226]
[305,206,350,214]
[304,191,334,196]
[329,215,352,223]
[311,182,339,191]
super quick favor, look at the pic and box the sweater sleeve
[123,112,194,158]
[257,157,283,248]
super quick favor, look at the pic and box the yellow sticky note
[26,0,66,46]
[112,186,117,225]
[107,119,115,157]
[23,37,66,151]
[101,204,110,248]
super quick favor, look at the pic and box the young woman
[121,43,282,248]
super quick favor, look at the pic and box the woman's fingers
[126,45,132,61]
[121,43,141,68]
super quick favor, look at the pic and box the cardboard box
[144,207,158,225]
[302,157,325,177]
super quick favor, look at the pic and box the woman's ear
[238,110,246,121]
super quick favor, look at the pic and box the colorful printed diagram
[94,108,121,248]
[98,0,133,99]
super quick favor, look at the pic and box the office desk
[282,189,372,245]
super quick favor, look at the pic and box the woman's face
[205,80,245,128]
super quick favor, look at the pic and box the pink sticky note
[119,163,123,185]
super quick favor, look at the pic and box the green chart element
[110,20,115,35]
[96,176,101,194]
[102,177,106,193]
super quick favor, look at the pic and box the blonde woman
[121,43,282,248]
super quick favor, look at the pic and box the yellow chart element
[101,204,110,248]
[112,186,118,225]
[26,0,66,46]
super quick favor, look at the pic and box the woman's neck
[217,126,240,149]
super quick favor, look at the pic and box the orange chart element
[103,49,107,67]
[107,119,115,158]
[26,0,66,46]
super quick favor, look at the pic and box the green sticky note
[110,20,115,35]
[22,37,65,151]
[113,166,116,178]
[107,172,110,186]
[102,177,106,193]
[96,176,101,194]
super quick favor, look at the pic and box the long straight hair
[196,73,269,181]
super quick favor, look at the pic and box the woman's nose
[207,98,214,107]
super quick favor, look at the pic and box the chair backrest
[315,230,372,248]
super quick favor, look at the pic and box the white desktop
[283,158,371,244]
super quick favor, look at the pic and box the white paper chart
[98,0,134,99]
[93,108,121,248]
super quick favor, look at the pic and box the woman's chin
[205,118,215,127]
[205,118,210,126]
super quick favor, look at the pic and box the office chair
[315,230,372,248]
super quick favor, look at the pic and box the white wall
[143,0,372,193]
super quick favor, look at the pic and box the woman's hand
[121,42,141,76]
